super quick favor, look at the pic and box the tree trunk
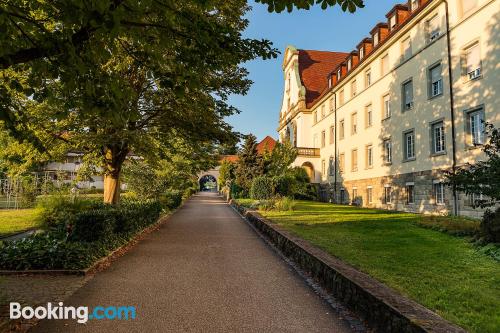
[102,143,129,205]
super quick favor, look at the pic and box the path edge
[230,200,467,333]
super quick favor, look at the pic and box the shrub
[160,191,183,210]
[37,195,94,229]
[417,215,480,237]
[69,210,117,242]
[250,176,274,200]
[273,196,295,211]
[273,175,295,197]
[481,207,500,243]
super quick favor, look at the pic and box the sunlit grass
[0,208,43,237]
[236,199,500,333]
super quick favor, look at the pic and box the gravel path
[30,192,355,332]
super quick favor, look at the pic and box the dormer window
[347,59,352,71]
[389,15,397,30]
[373,32,379,46]
[410,0,418,11]
[360,47,364,60]
[337,69,341,81]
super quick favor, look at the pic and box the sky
[226,0,402,141]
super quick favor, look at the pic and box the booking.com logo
[10,302,136,324]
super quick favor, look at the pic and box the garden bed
[234,199,500,333]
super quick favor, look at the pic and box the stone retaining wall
[231,201,467,333]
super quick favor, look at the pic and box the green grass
[0,208,43,237]
[241,200,500,333]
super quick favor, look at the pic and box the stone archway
[199,174,218,192]
[301,162,314,183]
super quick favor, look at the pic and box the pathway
[31,192,355,332]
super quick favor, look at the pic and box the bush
[482,207,500,243]
[0,199,164,270]
[250,176,274,200]
[37,195,95,229]
[69,210,117,242]
[273,196,295,211]
[160,191,183,210]
[273,175,295,197]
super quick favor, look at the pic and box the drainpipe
[333,92,338,203]
[444,0,458,216]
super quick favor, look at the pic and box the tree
[0,0,364,204]
[263,141,298,177]
[218,160,236,189]
[446,123,500,208]
[235,134,263,193]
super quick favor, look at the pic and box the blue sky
[227,0,402,141]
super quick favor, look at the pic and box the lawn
[236,199,500,333]
[0,209,43,237]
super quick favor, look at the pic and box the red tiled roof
[298,50,348,108]
[219,136,277,164]
[256,136,277,154]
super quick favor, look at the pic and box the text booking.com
[10,302,136,324]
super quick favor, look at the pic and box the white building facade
[278,0,500,217]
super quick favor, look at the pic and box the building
[278,0,499,217]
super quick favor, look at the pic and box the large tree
[0,0,364,203]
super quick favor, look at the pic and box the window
[351,113,357,135]
[351,80,357,97]
[410,0,419,11]
[347,59,352,71]
[321,159,326,179]
[329,97,334,112]
[404,130,415,160]
[339,119,345,140]
[339,153,345,174]
[329,157,335,176]
[461,0,478,15]
[463,43,481,80]
[373,32,379,46]
[367,187,373,204]
[389,15,397,30]
[402,80,414,111]
[406,183,415,204]
[339,90,345,106]
[365,70,372,88]
[434,182,445,204]
[432,121,445,153]
[467,109,485,145]
[321,105,326,119]
[365,104,373,127]
[401,37,412,61]
[313,111,318,124]
[313,133,319,148]
[469,192,484,207]
[286,73,291,92]
[359,47,364,60]
[384,186,392,204]
[429,63,443,97]
[329,125,335,144]
[337,69,341,81]
[352,188,358,201]
[351,149,358,172]
[383,139,392,163]
[381,54,389,76]
[426,15,440,43]
[382,94,391,119]
[366,145,373,168]
[321,130,326,148]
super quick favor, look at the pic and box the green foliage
[256,0,364,13]
[263,141,297,177]
[235,135,264,194]
[481,207,500,243]
[218,160,236,189]
[37,195,97,229]
[272,196,296,211]
[416,215,481,237]
[446,123,500,208]
[0,199,164,270]
[250,176,274,200]
[273,175,295,197]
